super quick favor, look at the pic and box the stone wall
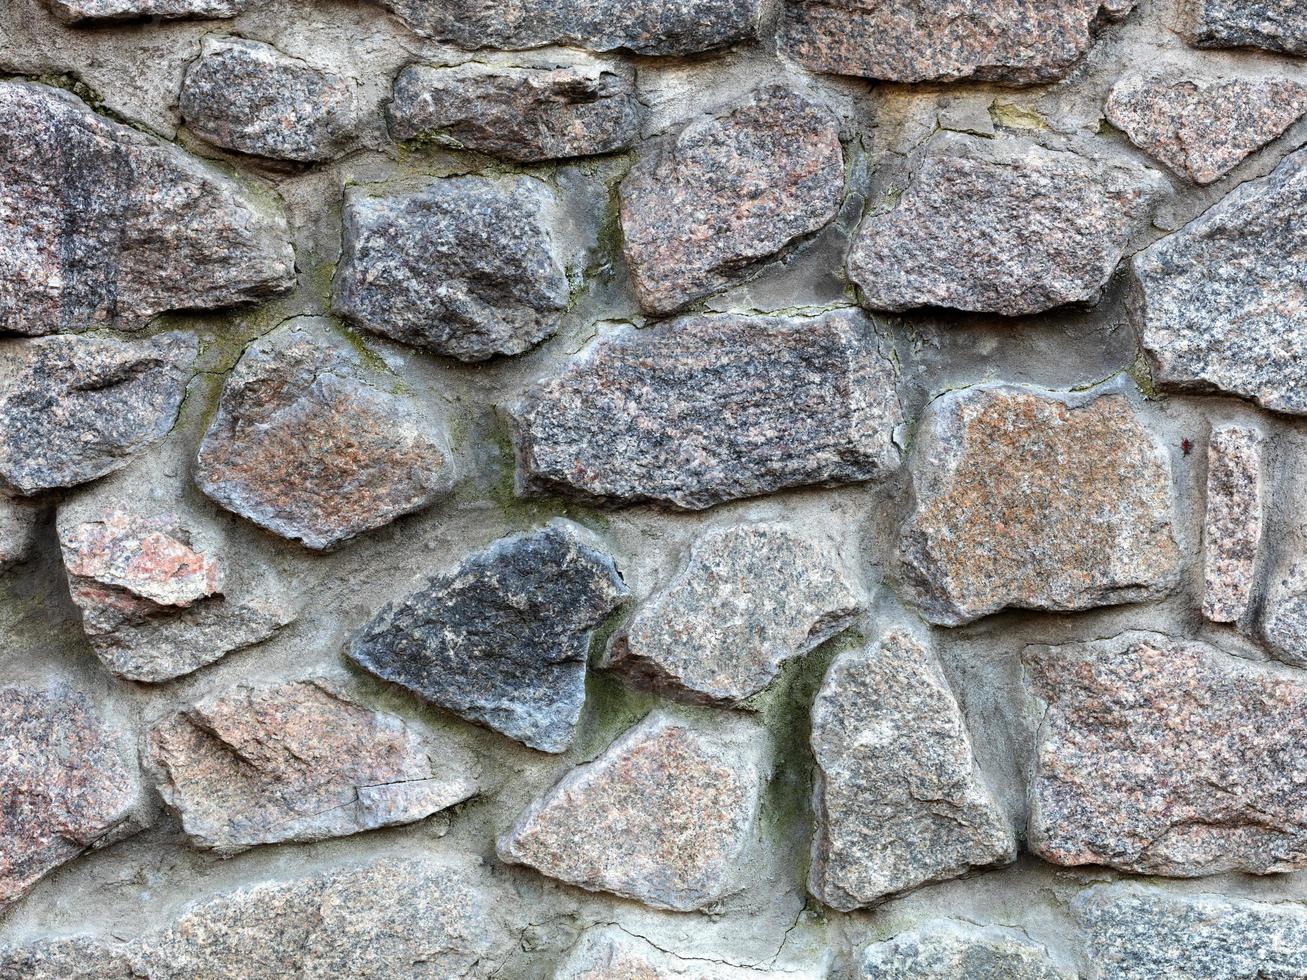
[0,0,1304,976]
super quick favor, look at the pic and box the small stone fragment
[896,385,1180,626]
[1106,74,1307,185]
[604,522,863,704]
[181,37,359,163]
[1185,0,1307,57]
[1135,144,1307,415]
[620,85,844,314]
[41,0,249,22]
[1073,884,1307,979]
[388,60,641,162]
[0,82,293,336]
[554,926,825,979]
[782,0,1135,84]
[498,712,763,911]
[195,318,454,551]
[510,309,902,510]
[809,631,1015,912]
[1203,424,1263,624]
[1025,631,1307,876]
[348,522,627,752]
[1260,560,1307,668]
[0,686,141,912]
[0,333,195,496]
[859,922,1071,979]
[0,497,40,572]
[332,176,570,361]
[849,134,1158,316]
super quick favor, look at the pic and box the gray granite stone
[554,926,825,979]
[0,939,138,980]
[0,82,293,336]
[510,309,902,510]
[1185,0,1307,57]
[0,497,41,572]
[348,522,627,752]
[809,631,1015,911]
[1260,560,1307,668]
[40,0,249,22]
[1203,424,1263,624]
[332,176,570,361]
[620,85,844,314]
[859,923,1071,979]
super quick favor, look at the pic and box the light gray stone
[859,922,1071,979]
[1184,0,1307,57]
[0,939,137,980]
[553,926,826,979]
[40,0,249,23]
[1261,560,1307,668]
[1203,424,1263,624]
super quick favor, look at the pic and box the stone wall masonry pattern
[2,0,1307,975]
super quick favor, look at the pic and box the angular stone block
[1203,424,1263,624]
[859,922,1071,979]
[554,926,825,979]
[41,0,249,22]
[1184,0,1307,57]
[1261,560,1307,668]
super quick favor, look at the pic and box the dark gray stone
[40,0,250,23]
[0,939,137,980]
[0,497,41,572]
[860,923,1071,979]
[348,522,628,752]
[1185,0,1307,57]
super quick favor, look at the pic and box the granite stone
[1185,0,1307,57]
[859,923,1071,979]
[1260,560,1307,668]
[554,926,825,979]
[1203,424,1263,624]
[0,939,138,980]
[40,0,250,23]
[0,498,41,572]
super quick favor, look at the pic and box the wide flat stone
[349,522,626,753]
[604,522,863,704]
[332,176,570,361]
[1135,144,1307,415]
[1184,0,1307,57]
[1106,74,1307,185]
[1203,424,1263,624]
[0,498,40,572]
[849,134,1158,316]
[181,37,358,162]
[0,82,293,336]
[0,686,141,912]
[40,0,249,22]
[388,59,641,162]
[554,926,825,979]
[510,309,902,510]
[809,631,1015,911]
[1260,560,1307,668]
[782,0,1135,84]
[0,333,195,496]
[859,923,1071,979]
[896,385,1180,626]
[1025,631,1307,876]
[498,712,762,911]
[620,85,843,314]
[1073,885,1307,979]
[195,318,454,551]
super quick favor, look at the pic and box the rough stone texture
[369,0,762,55]
[332,177,570,361]
[1202,424,1263,624]
[194,319,454,551]
[180,37,358,163]
[603,522,863,705]
[0,498,40,573]
[147,679,477,854]
[809,631,1016,912]
[781,0,1136,84]
[1106,74,1307,185]
[1260,560,1307,668]
[0,939,138,980]
[1073,885,1307,979]
[849,134,1158,316]
[0,687,140,913]
[620,85,844,315]
[498,712,762,911]
[510,310,902,510]
[896,385,1181,626]
[0,82,294,336]
[1135,144,1307,415]
[388,60,641,162]
[348,522,627,753]
[1185,0,1307,57]
[0,333,195,497]
[40,0,249,23]
[554,926,825,979]
[1025,631,1307,876]
[859,923,1071,979]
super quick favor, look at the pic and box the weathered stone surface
[859,923,1071,979]
[0,939,138,980]
[782,0,1135,84]
[40,0,249,23]
[348,522,627,753]
[0,82,293,336]
[332,177,570,361]
[370,0,762,55]
[195,319,454,551]
[809,631,1015,911]
[181,37,358,163]
[896,385,1180,626]
[1185,0,1307,57]
[0,497,40,572]
[148,679,476,854]
[0,687,140,912]
[1025,631,1307,876]
[1203,424,1263,624]
[1135,145,1307,415]
[849,134,1158,316]
[1073,885,1307,979]
[620,85,843,315]
[498,712,762,911]
[604,522,862,704]
[1260,560,1307,668]
[388,60,641,162]
[1106,74,1307,185]
[510,310,901,510]
[554,926,824,979]
[0,333,195,496]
